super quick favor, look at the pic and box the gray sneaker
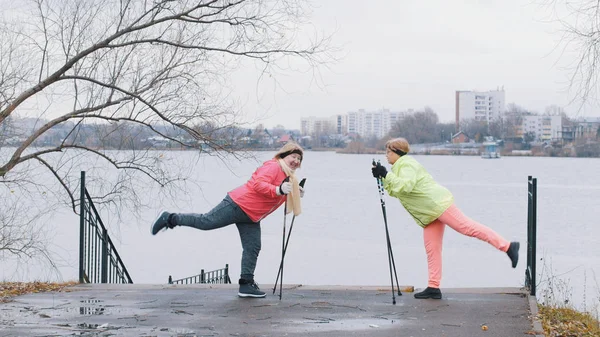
[506,241,520,268]
[238,279,266,298]
[151,211,174,235]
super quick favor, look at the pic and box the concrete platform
[0,284,541,336]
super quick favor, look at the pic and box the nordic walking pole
[273,178,306,296]
[272,177,290,297]
[378,176,402,297]
[279,199,286,300]
[377,173,401,297]
[373,160,402,304]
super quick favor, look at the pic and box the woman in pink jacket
[151,142,305,298]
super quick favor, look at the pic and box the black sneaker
[238,279,266,298]
[507,241,520,268]
[151,211,175,235]
[414,287,442,299]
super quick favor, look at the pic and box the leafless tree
[472,103,527,141]
[545,104,566,116]
[0,169,57,269]
[460,118,489,142]
[342,140,367,154]
[0,0,332,262]
[542,0,600,105]
[389,107,440,144]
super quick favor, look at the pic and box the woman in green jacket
[371,137,519,299]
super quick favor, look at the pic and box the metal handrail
[168,264,231,285]
[79,171,133,284]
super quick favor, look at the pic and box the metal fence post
[79,171,86,283]
[526,176,538,296]
[101,228,108,283]
[531,177,537,296]
[526,176,531,291]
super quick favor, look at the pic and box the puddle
[5,298,153,319]
[284,317,402,333]
[79,299,105,315]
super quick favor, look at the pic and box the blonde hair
[274,141,304,167]
[386,138,410,155]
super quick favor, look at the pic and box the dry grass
[0,281,78,303]
[538,305,600,337]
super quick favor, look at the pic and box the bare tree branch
[34,156,77,212]
[0,0,334,265]
[542,0,600,106]
[1,97,131,176]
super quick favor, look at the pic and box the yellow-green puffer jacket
[382,155,454,228]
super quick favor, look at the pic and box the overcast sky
[232,0,599,129]
[4,0,596,130]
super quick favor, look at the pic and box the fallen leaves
[538,305,600,337]
[0,281,78,303]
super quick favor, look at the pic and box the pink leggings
[423,204,510,288]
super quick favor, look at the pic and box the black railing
[168,264,231,285]
[525,176,537,296]
[79,171,133,284]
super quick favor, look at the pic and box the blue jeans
[172,195,261,281]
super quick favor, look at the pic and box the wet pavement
[0,284,542,336]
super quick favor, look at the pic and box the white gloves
[276,178,306,197]
[275,182,306,197]
[276,181,293,195]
